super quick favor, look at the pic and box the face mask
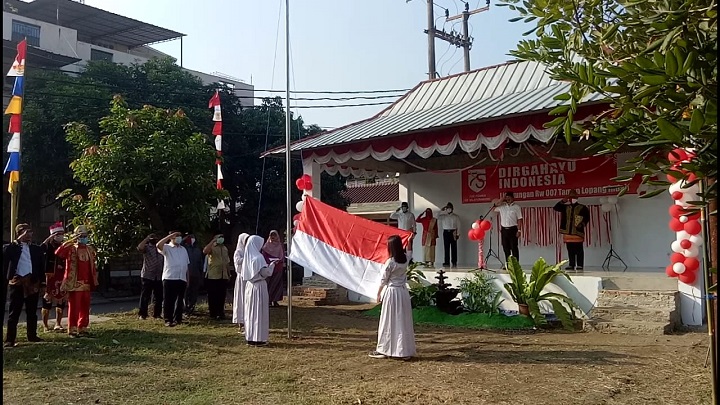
[401,207,408,213]
[216,237,224,245]
[447,209,453,214]
[570,198,578,204]
[78,237,89,245]
[174,237,183,244]
[190,238,196,245]
[54,236,65,243]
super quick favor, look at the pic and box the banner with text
[461,156,630,203]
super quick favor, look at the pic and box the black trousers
[185,274,203,313]
[162,279,186,324]
[566,242,585,268]
[139,278,163,318]
[501,226,520,263]
[205,278,227,319]
[442,230,458,266]
[5,284,40,343]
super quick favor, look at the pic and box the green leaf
[656,117,684,142]
[665,51,678,76]
[641,75,668,85]
[689,109,705,134]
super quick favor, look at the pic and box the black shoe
[165,322,176,327]
[565,266,574,271]
[27,337,44,342]
[4,341,17,348]
[139,315,147,320]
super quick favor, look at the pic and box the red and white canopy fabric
[209,90,223,190]
[289,196,412,298]
[301,105,603,173]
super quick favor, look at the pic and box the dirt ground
[2,303,713,405]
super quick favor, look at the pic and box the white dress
[376,257,416,358]
[232,233,249,325]
[244,266,273,342]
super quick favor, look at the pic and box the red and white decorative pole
[209,90,224,209]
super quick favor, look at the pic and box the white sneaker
[368,351,387,359]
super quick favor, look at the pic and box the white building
[2,0,254,105]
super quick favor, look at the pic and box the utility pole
[445,1,491,73]
[426,0,436,80]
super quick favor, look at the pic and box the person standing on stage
[554,189,590,271]
[40,222,68,332]
[56,225,98,338]
[437,202,461,268]
[493,192,524,265]
[415,208,438,267]
[4,224,46,347]
[389,202,417,261]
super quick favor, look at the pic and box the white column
[678,274,706,326]
[302,158,322,200]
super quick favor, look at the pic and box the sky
[83,0,530,129]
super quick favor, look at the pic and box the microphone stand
[476,204,503,271]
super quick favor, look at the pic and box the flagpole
[285,0,293,339]
[6,39,26,241]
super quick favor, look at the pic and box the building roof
[340,183,399,204]
[3,39,80,68]
[267,60,606,155]
[11,0,185,48]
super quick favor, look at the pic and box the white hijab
[241,235,267,281]
[233,233,250,273]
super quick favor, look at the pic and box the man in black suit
[3,223,46,347]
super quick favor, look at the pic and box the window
[90,48,114,62]
[11,20,41,47]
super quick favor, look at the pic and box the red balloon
[467,229,477,241]
[684,220,702,235]
[303,180,313,191]
[670,253,686,264]
[666,173,679,183]
[671,191,684,200]
[678,271,696,285]
[295,178,306,190]
[679,239,692,249]
[668,205,685,218]
[665,265,678,277]
[470,228,485,241]
[301,174,312,183]
[684,257,700,272]
[669,218,684,232]
[668,149,688,163]
[293,213,301,221]
[480,220,492,231]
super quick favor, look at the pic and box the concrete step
[590,306,677,324]
[596,290,678,310]
[281,296,329,307]
[584,319,674,335]
[601,275,677,291]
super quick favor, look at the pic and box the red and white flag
[208,90,223,191]
[289,197,413,298]
[7,39,27,77]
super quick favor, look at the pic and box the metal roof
[11,0,185,48]
[268,60,607,155]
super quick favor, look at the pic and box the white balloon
[293,220,299,227]
[599,197,609,204]
[601,203,612,212]
[689,234,704,246]
[295,201,304,212]
[671,241,684,253]
[471,222,480,230]
[607,196,618,205]
[301,194,307,201]
[676,231,691,242]
[668,182,681,194]
[683,246,699,258]
[679,215,688,223]
[672,262,686,274]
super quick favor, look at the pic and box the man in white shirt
[389,202,417,260]
[437,202,461,268]
[156,231,190,327]
[493,192,524,265]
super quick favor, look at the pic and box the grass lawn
[364,305,536,329]
[2,303,713,405]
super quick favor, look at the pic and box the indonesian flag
[208,90,223,190]
[7,39,27,77]
[289,197,413,299]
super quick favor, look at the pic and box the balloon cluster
[467,219,492,241]
[598,196,618,213]
[294,174,313,215]
[665,148,703,284]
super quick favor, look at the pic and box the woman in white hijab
[242,235,278,346]
[231,233,250,332]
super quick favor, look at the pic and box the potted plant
[459,271,504,314]
[503,256,578,329]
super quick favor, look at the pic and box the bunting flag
[208,90,223,190]
[4,39,27,194]
[289,197,413,299]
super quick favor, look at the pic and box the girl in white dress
[232,233,250,332]
[369,235,417,360]
[241,235,278,346]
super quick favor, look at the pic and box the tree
[61,96,221,257]
[501,0,717,397]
